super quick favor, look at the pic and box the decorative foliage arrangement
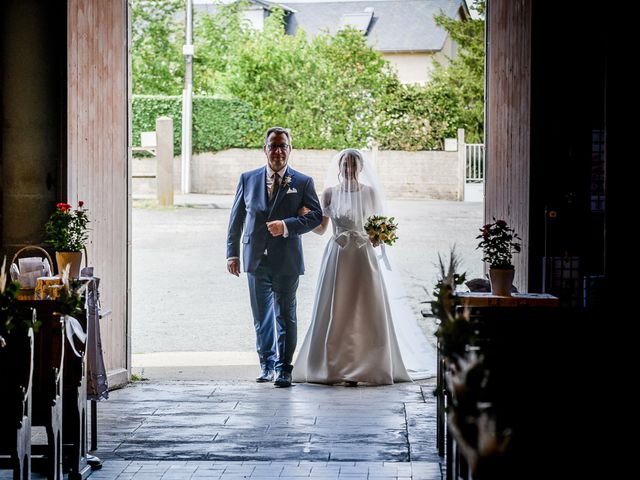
[431,247,472,365]
[0,257,39,348]
[430,246,513,478]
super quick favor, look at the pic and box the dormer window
[339,8,374,34]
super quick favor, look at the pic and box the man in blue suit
[227,127,323,387]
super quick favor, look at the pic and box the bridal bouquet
[364,215,398,247]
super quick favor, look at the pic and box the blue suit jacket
[226,166,323,275]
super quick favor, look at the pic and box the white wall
[134,148,463,200]
[242,8,265,30]
[382,52,435,85]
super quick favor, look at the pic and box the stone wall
[133,148,462,200]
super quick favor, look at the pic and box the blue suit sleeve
[226,175,246,258]
[283,176,323,235]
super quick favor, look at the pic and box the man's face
[264,132,291,172]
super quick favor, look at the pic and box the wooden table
[439,291,560,480]
[457,292,560,308]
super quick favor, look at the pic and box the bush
[377,80,461,151]
[132,95,254,154]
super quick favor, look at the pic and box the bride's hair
[338,149,364,170]
[337,149,364,183]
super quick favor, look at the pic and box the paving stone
[84,380,440,479]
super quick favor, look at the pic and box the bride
[293,148,435,385]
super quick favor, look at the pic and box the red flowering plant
[44,201,90,252]
[476,218,521,269]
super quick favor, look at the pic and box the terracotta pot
[489,267,515,296]
[55,251,83,278]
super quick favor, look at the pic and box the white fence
[465,143,484,182]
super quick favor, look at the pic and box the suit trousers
[247,255,299,373]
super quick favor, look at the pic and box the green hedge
[133,93,457,153]
[132,95,255,154]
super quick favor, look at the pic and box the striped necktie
[270,173,280,201]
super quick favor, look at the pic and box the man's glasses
[267,143,290,151]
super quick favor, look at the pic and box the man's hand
[266,220,285,237]
[298,206,310,216]
[227,258,241,276]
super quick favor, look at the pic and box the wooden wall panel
[485,0,532,291]
[67,0,129,386]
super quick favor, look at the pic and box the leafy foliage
[431,247,473,364]
[1,279,22,346]
[222,9,393,149]
[192,1,247,96]
[428,0,486,143]
[1,258,39,348]
[132,1,485,150]
[55,278,86,318]
[476,218,521,268]
[132,95,255,154]
[377,78,460,151]
[132,0,184,95]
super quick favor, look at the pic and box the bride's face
[340,155,360,181]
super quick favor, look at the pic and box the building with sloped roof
[194,0,470,85]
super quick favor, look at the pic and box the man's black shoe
[256,369,275,383]
[274,371,292,388]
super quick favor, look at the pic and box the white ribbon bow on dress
[334,230,393,271]
[334,230,369,249]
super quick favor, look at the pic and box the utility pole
[181,0,194,193]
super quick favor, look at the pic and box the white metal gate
[464,143,484,202]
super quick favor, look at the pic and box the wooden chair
[62,309,91,479]
[17,300,64,480]
[0,326,34,480]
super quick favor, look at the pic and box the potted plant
[44,201,90,278]
[476,218,521,296]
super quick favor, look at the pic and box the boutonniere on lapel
[281,175,293,189]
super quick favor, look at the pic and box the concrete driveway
[132,195,483,379]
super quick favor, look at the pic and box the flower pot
[489,267,515,296]
[55,251,82,278]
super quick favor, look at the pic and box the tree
[428,0,485,143]
[223,8,394,148]
[131,1,484,150]
[375,2,484,150]
[193,1,247,96]
[132,0,184,95]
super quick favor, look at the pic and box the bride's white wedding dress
[293,184,435,385]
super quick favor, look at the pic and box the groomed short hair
[264,126,292,145]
